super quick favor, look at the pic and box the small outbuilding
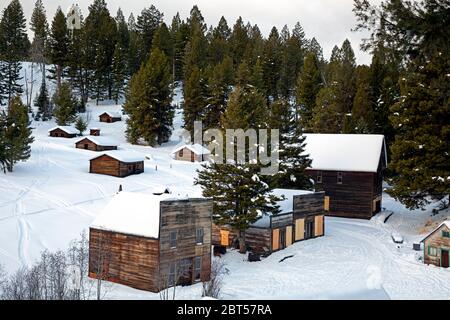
[172,144,211,162]
[75,136,118,152]
[422,221,450,268]
[89,192,212,292]
[90,128,100,136]
[213,189,325,255]
[89,151,144,177]
[99,111,122,123]
[48,126,78,138]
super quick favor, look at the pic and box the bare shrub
[202,259,225,299]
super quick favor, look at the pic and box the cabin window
[317,171,322,183]
[443,231,450,238]
[196,228,204,245]
[337,172,343,184]
[170,231,177,248]
[179,149,183,157]
[168,262,176,286]
[428,246,438,256]
[194,257,202,281]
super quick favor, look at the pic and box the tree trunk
[238,229,246,254]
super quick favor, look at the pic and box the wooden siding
[49,128,77,138]
[99,114,121,123]
[88,228,160,292]
[246,227,271,253]
[286,226,293,246]
[159,199,212,286]
[307,169,380,219]
[295,218,305,241]
[174,147,210,162]
[75,138,117,152]
[211,224,239,247]
[272,229,279,251]
[423,224,450,268]
[315,215,324,237]
[89,155,143,178]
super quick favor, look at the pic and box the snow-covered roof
[303,134,387,173]
[172,143,211,155]
[100,111,122,118]
[91,192,172,238]
[75,136,118,147]
[421,220,450,242]
[48,126,78,135]
[251,189,313,228]
[90,151,144,163]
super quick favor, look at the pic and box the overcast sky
[1,0,381,65]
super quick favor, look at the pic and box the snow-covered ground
[0,63,449,300]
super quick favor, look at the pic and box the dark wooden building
[213,189,325,255]
[89,151,144,177]
[48,126,78,138]
[99,111,122,123]
[75,137,118,152]
[89,192,212,292]
[303,134,387,219]
[422,221,450,268]
[90,128,100,136]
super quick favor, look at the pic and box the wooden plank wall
[75,138,117,152]
[211,224,239,247]
[90,155,120,176]
[159,199,212,287]
[118,161,144,177]
[88,228,160,292]
[246,227,271,253]
[307,170,376,219]
[424,225,450,267]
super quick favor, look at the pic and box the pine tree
[295,52,322,131]
[47,7,69,91]
[124,48,173,146]
[271,98,312,189]
[111,42,128,104]
[53,82,77,125]
[136,5,163,63]
[262,27,282,100]
[182,66,208,135]
[74,116,88,136]
[311,86,341,133]
[34,81,50,120]
[0,0,29,106]
[170,13,189,83]
[1,96,34,172]
[209,16,231,66]
[229,17,249,67]
[352,65,374,133]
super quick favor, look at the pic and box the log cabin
[422,221,450,268]
[48,126,78,138]
[172,144,211,162]
[303,134,387,219]
[213,189,325,255]
[75,136,118,152]
[89,192,212,292]
[89,151,144,177]
[99,111,122,123]
[90,128,100,136]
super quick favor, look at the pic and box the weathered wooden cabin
[99,111,122,123]
[172,144,211,162]
[213,189,325,255]
[75,137,118,152]
[89,151,144,177]
[422,221,450,268]
[303,134,387,219]
[89,192,212,292]
[48,126,78,138]
[90,128,100,136]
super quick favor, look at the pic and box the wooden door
[324,196,330,211]
[286,226,293,246]
[442,250,449,268]
[191,151,195,162]
[314,215,324,237]
[295,219,305,241]
[272,229,279,251]
[220,230,229,246]
[305,220,314,239]
[279,229,286,249]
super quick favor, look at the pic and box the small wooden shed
[90,128,100,136]
[172,144,211,162]
[48,126,78,138]
[89,192,212,292]
[213,189,325,255]
[422,221,450,268]
[99,111,122,123]
[304,134,387,219]
[89,151,144,177]
[75,137,118,152]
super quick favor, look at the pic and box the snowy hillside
[0,63,449,300]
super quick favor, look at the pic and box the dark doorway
[442,250,449,268]
[84,144,89,150]
[279,229,286,249]
[191,152,195,162]
[375,200,381,213]
[306,220,314,239]
[178,258,193,285]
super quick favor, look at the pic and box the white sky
[1,0,381,65]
